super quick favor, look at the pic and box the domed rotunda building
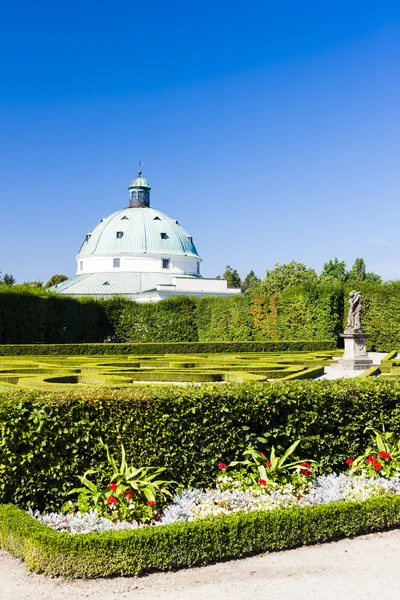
[54,171,241,302]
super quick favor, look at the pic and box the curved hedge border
[2,496,400,578]
[0,340,337,356]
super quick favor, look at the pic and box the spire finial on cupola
[128,165,151,208]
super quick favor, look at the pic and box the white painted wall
[76,254,200,276]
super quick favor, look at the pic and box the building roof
[52,271,194,295]
[77,207,200,259]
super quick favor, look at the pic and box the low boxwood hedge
[0,340,336,356]
[2,495,400,577]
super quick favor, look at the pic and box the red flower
[260,452,266,458]
[366,456,377,464]
[374,462,383,471]
[379,451,391,460]
[345,459,354,466]
[300,469,312,477]
[300,462,311,469]
[258,479,267,486]
[147,500,156,506]
[108,483,117,491]
[265,461,272,467]
[107,496,117,505]
[218,462,227,471]
[125,489,132,499]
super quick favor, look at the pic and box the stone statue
[346,290,363,332]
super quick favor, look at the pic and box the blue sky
[0,1,399,283]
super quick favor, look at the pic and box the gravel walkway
[2,528,400,600]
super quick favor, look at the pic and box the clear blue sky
[1,1,399,283]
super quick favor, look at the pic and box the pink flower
[147,500,156,506]
[107,496,117,505]
[258,479,267,486]
[218,462,227,471]
[109,483,117,491]
[345,459,354,466]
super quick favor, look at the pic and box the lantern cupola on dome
[129,169,151,207]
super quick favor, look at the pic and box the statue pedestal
[338,331,373,370]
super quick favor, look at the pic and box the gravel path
[2,528,400,600]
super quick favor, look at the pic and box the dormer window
[153,216,161,221]
[113,258,120,268]
[160,232,168,239]
[162,258,170,269]
[85,234,91,242]
[187,236,193,243]
[121,216,129,220]
[116,231,123,238]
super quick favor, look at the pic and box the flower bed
[3,423,400,577]
[29,473,400,534]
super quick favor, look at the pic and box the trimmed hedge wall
[2,496,400,577]
[1,281,400,349]
[0,288,112,344]
[0,340,336,356]
[2,379,400,511]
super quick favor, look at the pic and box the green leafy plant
[347,427,400,479]
[226,436,317,491]
[69,441,176,523]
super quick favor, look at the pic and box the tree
[348,258,381,284]
[364,272,382,284]
[22,280,43,288]
[320,258,348,282]
[348,258,366,283]
[242,270,260,293]
[0,273,15,286]
[45,274,68,288]
[261,261,318,296]
[220,266,242,289]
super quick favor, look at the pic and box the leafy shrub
[228,438,317,491]
[69,442,175,523]
[348,427,400,478]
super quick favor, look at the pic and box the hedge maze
[0,351,340,388]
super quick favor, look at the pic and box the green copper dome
[77,206,199,259]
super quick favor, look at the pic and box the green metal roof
[77,207,199,259]
[52,272,197,295]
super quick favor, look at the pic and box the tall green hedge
[2,379,400,511]
[104,296,198,342]
[2,281,400,349]
[0,287,111,344]
[195,296,253,341]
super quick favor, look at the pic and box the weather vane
[138,161,144,175]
